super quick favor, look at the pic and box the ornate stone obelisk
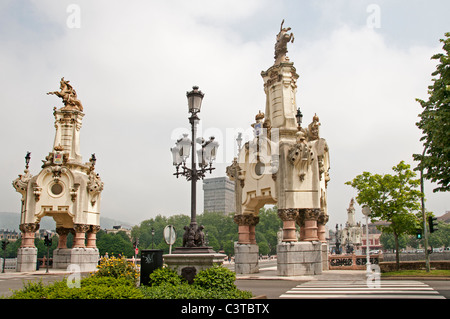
[13,78,103,272]
[227,21,330,276]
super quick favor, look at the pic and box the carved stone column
[317,211,329,243]
[234,214,259,244]
[73,224,89,248]
[86,225,101,248]
[277,209,298,242]
[55,227,72,249]
[19,223,40,248]
[296,212,306,241]
[300,208,321,241]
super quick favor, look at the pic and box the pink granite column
[86,225,100,248]
[19,223,40,248]
[73,224,89,248]
[278,209,299,242]
[234,214,259,244]
[302,209,321,241]
[317,212,329,243]
[55,227,71,249]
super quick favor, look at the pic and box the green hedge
[8,265,252,299]
[9,276,144,299]
[141,266,252,299]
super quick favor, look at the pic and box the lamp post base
[172,246,216,254]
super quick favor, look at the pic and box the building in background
[203,177,235,214]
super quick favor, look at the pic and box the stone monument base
[277,241,322,276]
[53,248,99,272]
[321,242,329,271]
[16,247,37,272]
[164,251,226,283]
[234,243,259,274]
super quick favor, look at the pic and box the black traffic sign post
[140,249,163,286]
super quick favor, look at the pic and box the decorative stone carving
[182,224,207,248]
[277,208,299,221]
[19,222,40,233]
[32,183,42,202]
[233,214,260,226]
[12,169,32,197]
[274,19,294,64]
[73,223,90,233]
[87,170,104,205]
[47,77,83,112]
[70,183,80,202]
[19,222,40,248]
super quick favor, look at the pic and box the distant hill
[0,212,135,231]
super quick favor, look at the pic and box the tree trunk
[394,231,400,271]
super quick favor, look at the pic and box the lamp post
[362,206,371,272]
[43,232,52,274]
[420,145,430,272]
[25,151,31,169]
[170,86,219,249]
[151,228,155,249]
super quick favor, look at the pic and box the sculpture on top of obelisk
[47,77,84,112]
[274,19,295,64]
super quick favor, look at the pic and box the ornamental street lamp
[362,206,371,271]
[151,228,155,249]
[295,107,303,129]
[25,151,31,169]
[170,86,219,249]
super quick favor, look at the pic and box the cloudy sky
[1,0,449,229]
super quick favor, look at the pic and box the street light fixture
[362,206,371,271]
[25,151,31,169]
[151,228,155,249]
[170,86,218,249]
[295,107,303,128]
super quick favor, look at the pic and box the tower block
[13,78,103,272]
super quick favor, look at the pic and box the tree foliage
[414,32,450,193]
[345,161,423,268]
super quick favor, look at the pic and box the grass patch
[381,269,450,277]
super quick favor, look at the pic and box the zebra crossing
[279,280,445,299]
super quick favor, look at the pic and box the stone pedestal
[53,248,99,272]
[16,247,37,272]
[277,241,322,276]
[234,243,259,274]
[321,242,329,271]
[164,252,226,283]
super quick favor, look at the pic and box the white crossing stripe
[279,280,445,299]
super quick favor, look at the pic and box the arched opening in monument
[254,204,284,257]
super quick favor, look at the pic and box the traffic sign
[164,225,176,245]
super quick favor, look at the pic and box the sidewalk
[235,265,367,281]
[0,268,91,277]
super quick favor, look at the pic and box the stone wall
[382,252,450,261]
[379,260,450,272]
[328,254,380,270]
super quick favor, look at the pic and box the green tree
[255,206,282,255]
[414,32,450,193]
[96,231,134,257]
[346,161,423,269]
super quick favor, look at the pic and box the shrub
[193,265,237,291]
[9,276,145,299]
[95,255,139,284]
[148,267,185,286]
[139,265,252,299]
